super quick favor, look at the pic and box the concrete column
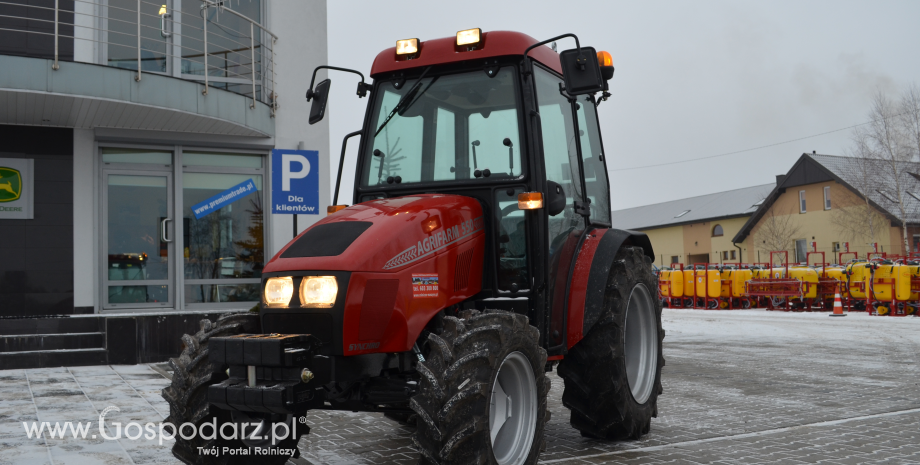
[267,0,330,256]
[73,129,97,310]
[73,0,97,64]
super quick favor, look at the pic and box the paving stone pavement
[1,309,919,464]
[295,310,920,464]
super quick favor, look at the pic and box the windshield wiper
[375,66,434,136]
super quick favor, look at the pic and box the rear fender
[566,228,654,349]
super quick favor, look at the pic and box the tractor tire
[162,313,300,465]
[411,310,549,465]
[558,247,664,440]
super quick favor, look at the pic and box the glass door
[103,171,174,309]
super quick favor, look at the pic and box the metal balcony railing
[0,0,278,115]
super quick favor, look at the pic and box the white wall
[267,0,330,255]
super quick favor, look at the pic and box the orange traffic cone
[829,292,846,317]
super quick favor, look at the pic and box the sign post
[271,149,320,238]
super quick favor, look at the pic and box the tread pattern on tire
[411,310,549,465]
[558,247,665,440]
[162,313,297,465]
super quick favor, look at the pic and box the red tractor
[164,29,664,465]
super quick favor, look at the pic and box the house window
[795,239,807,263]
[674,210,690,218]
[722,251,729,260]
[799,190,806,213]
[824,186,831,210]
[712,224,723,237]
[877,190,895,202]
[909,192,920,202]
[671,256,679,264]
[730,250,736,260]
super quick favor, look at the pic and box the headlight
[300,276,338,307]
[264,277,294,307]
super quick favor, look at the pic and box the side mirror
[559,46,604,95]
[308,79,331,125]
[546,180,566,216]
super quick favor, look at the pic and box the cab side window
[575,95,611,225]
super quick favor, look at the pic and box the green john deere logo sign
[0,167,22,202]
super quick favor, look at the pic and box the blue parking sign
[271,149,319,215]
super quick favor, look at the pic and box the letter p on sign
[282,154,310,191]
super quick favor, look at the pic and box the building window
[671,256,679,264]
[799,190,806,213]
[674,209,690,218]
[722,251,729,260]
[832,242,840,252]
[795,239,807,263]
[730,250,736,260]
[824,186,831,210]
[712,224,723,237]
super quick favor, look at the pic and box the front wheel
[411,310,549,465]
[558,247,665,440]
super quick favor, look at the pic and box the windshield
[361,67,522,187]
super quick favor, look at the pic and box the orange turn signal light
[518,192,544,210]
[422,215,441,233]
[327,205,348,215]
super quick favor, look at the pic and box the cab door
[532,66,587,351]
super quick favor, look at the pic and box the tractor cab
[309,30,615,353]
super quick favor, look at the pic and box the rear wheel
[558,247,664,440]
[411,310,549,464]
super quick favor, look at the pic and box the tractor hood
[265,194,485,273]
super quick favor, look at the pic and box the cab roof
[370,30,563,77]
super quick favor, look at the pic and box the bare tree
[848,90,919,254]
[754,207,802,264]
[902,84,920,161]
[830,152,888,247]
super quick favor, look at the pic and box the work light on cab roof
[456,28,482,47]
[395,38,418,56]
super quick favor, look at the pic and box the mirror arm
[334,130,362,206]
[522,33,582,78]
[306,66,370,101]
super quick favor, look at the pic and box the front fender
[566,228,654,348]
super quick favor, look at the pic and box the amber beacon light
[518,192,544,210]
[597,51,615,80]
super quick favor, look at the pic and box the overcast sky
[325,0,920,211]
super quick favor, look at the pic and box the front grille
[261,313,334,345]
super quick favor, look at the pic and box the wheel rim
[489,351,537,465]
[624,283,658,404]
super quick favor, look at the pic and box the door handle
[161,218,173,243]
[160,13,172,38]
